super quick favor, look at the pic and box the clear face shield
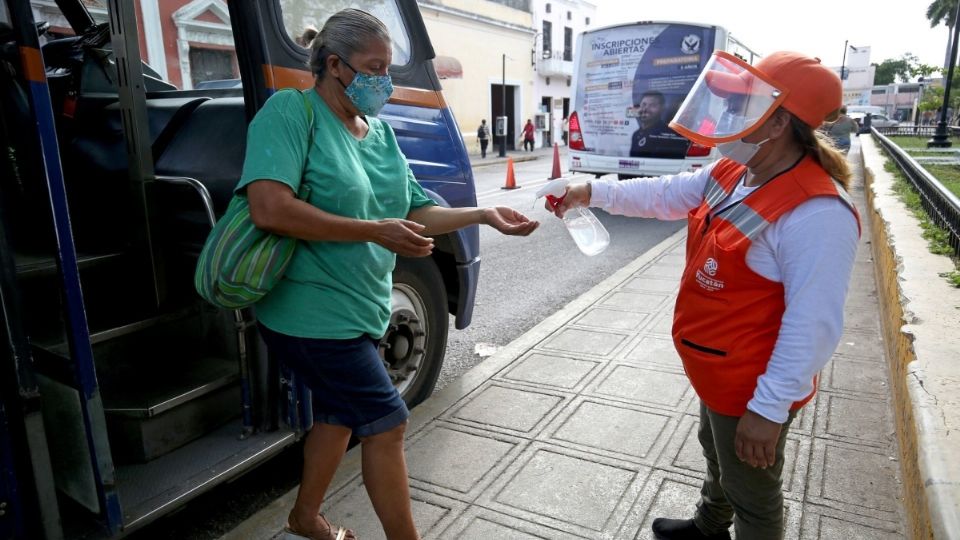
[669,52,788,146]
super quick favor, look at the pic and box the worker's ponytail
[789,114,853,190]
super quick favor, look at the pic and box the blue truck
[0,0,479,537]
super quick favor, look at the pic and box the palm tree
[929,0,960,69]
[928,0,959,27]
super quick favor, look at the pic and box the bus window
[279,0,412,67]
[134,1,241,90]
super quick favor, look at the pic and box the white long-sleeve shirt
[590,162,859,423]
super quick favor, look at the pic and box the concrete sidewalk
[224,144,906,540]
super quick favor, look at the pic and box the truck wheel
[383,257,448,408]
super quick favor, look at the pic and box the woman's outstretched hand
[372,219,434,257]
[483,206,540,236]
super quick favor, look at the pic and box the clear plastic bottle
[536,179,610,256]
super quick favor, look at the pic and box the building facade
[830,45,876,108]
[32,0,237,90]
[419,0,536,153]
[530,0,595,148]
[870,78,944,124]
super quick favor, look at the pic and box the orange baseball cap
[753,51,842,127]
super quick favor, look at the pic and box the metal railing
[872,125,960,137]
[872,127,960,256]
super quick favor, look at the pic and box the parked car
[851,112,899,133]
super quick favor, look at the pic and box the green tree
[920,85,945,112]
[928,0,959,69]
[872,54,939,85]
[918,84,960,124]
[873,58,910,85]
[928,0,959,27]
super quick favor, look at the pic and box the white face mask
[716,137,769,165]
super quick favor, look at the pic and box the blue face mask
[338,58,393,117]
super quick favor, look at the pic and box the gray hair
[308,9,391,78]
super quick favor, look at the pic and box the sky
[592,0,951,75]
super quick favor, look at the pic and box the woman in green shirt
[240,9,538,540]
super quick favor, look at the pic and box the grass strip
[880,157,960,287]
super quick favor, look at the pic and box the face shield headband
[668,51,789,146]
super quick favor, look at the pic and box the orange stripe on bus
[19,47,46,83]
[263,64,445,109]
[390,86,445,109]
[263,64,313,90]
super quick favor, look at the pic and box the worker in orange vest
[548,51,860,539]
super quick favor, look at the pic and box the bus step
[102,356,240,464]
[13,250,125,279]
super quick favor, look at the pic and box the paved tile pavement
[226,145,906,540]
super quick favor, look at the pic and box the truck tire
[383,257,448,408]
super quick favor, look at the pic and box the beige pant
[693,402,797,540]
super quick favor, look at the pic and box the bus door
[2,0,123,536]
[2,0,300,536]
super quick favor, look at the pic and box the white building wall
[531,0,596,148]
[419,1,535,152]
[832,45,876,107]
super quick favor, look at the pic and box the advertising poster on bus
[574,24,717,159]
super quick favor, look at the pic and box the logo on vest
[695,258,724,291]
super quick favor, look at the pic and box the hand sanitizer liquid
[535,179,610,256]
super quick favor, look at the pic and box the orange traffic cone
[501,157,519,190]
[549,142,562,180]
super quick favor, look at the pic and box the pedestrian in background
[823,106,858,153]
[477,119,490,158]
[297,24,318,47]
[562,115,569,145]
[548,51,859,540]
[242,9,538,540]
[522,118,536,151]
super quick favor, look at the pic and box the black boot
[652,518,731,540]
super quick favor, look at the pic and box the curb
[469,152,542,169]
[862,136,960,539]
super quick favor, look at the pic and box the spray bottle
[535,178,610,256]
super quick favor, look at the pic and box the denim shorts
[258,324,409,437]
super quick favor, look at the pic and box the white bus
[568,22,759,178]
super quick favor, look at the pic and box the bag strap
[301,90,314,152]
[275,88,314,200]
[299,91,314,200]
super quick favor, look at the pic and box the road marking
[476,174,595,202]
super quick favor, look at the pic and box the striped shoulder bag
[194,89,314,309]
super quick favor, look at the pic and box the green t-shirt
[236,88,436,339]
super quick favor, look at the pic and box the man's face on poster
[638,95,664,129]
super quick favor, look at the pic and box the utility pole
[499,53,507,157]
[929,0,960,147]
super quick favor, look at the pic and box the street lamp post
[840,40,848,82]
[929,0,960,147]
[499,53,507,157]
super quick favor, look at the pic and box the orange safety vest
[672,156,861,417]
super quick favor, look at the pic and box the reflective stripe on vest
[718,203,769,241]
[703,176,729,208]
